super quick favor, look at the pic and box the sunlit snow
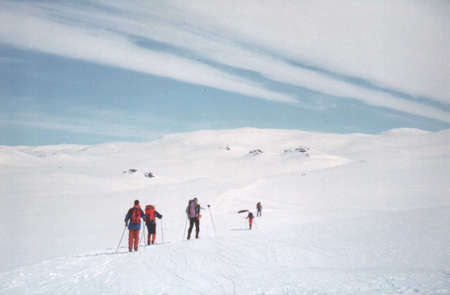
[1,128,449,294]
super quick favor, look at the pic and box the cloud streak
[1,0,449,124]
[0,3,296,105]
[0,111,162,140]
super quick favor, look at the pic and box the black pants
[257,209,261,217]
[146,222,156,234]
[187,217,199,239]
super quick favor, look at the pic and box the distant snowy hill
[1,128,450,294]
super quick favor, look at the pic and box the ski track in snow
[3,209,450,295]
[2,231,449,294]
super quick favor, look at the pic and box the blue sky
[1,0,449,146]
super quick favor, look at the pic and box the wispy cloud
[0,56,29,64]
[0,2,296,105]
[0,106,222,140]
[0,111,162,140]
[1,0,449,123]
[181,0,450,104]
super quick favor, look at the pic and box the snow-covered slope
[1,128,449,294]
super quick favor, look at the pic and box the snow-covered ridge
[1,128,355,180]
[381,127,431,136]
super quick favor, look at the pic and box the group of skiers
[245,201,263,230]
[124,200,163,252]
[124,199,263,252]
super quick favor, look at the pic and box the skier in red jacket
[124,200,146,252]
[144,205,162,245]
[246,211,254,230]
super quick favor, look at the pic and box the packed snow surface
[1,128,450,294]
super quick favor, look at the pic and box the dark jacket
[124,205,146,230]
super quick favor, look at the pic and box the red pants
[249,219,253,229]
[128,230,139,250]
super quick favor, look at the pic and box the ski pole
[139,224,146,247]
[139,228,143,247]
[116,225,127,254]
[144,224,146,247]
[183,215,188,240]
[161,219,165,244]
[208,204,216,234]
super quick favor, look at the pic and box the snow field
[1,127,450,294]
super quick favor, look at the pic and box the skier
[185,197,202,239]
[145,205,163,245]
[124,200,146,252]
[257,202,262,217]
[246,211,254,230]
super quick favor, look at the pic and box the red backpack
[131,205,141,223]
[145,205,155,222]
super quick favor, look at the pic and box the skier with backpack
[185,197,202,239]
[124,200,146,252]
[257,202,262,217]
[246,211,254,230]
[144,205,163,245]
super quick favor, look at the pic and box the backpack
[257,202,261,209]
[145,205,155,223]
[131,206,141,224]
[187,199,198,218]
